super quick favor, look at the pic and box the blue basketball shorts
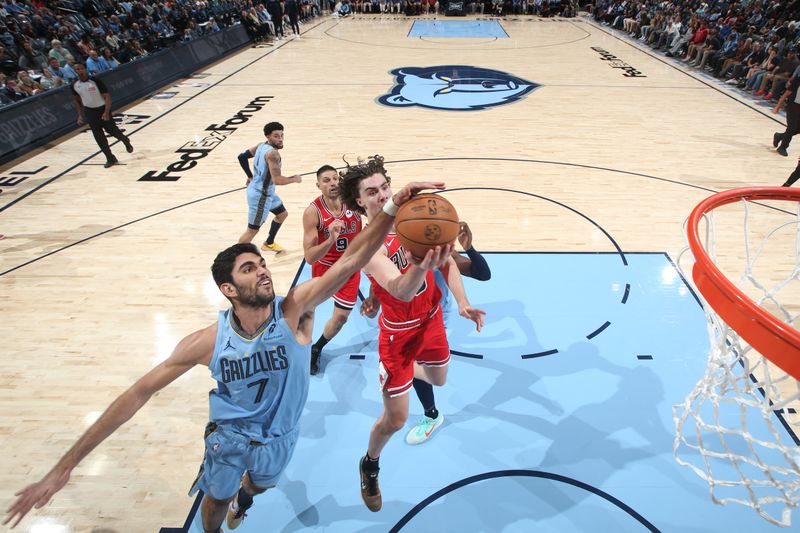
[189,423,299,500]
[247,188,284,229]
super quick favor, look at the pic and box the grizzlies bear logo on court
[378,65,540,111]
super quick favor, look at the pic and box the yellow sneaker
[261,242,285,253]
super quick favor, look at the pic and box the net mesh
[674,195,800,528]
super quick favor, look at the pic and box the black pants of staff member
[269,6,284,36]
[777,102,800,153]
[286,8,300,34]
[784,160,800,187]
[84,105,128,162]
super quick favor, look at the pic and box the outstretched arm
[282,181,446,331]
[3,324,217,529]
[445,256,485,331]
[451,222,491,281]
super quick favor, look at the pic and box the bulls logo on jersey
[312,196,363,264]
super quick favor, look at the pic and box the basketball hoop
[674,187,800,528]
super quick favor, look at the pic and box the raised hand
[457,221,473,250]
[410,244,454,270]
[392,181,446,206]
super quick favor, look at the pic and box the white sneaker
[405,413,444,445]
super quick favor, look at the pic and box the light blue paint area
[183,253,797,532]
[408,20,509,39]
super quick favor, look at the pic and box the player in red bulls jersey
[302,165,364,375]
[338,155,485,512]
[360,220,492,447]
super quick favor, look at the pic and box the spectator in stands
[718,37,753,79]
[108,15,122,34]
[255,6,274,38]
[86,49,110,75]
[131,39,148,58]
[150,17,173,38]
[683,19,709,62]
[726,39,766,85]
[76,34,93,58]
[47,56,76,83]
[743,45,779,91]
[39,66,60,89]
[337,0,351,17]
[48,39,74,66]
[18,40,47,71]
[105,29,121,51]
[759,48,799,100]
[691,27,722,69]
[2,0,29,17]
[15,69,42,95]
[0,23,16,54]
[101,47,119,69]
[1,78,26,102]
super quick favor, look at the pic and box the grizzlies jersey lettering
[367,233,441,331]
[208,296,310,440]
[248,143,278,196]
[311,195,362,266]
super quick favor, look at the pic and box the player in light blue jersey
[237,121,302,253]
[4,165,450,533]
[361,221,491,446]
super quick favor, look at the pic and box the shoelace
[365,471,379,495]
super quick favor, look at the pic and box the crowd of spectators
[0,0,273,107]
[593,1,800,108]
[329,0,575,17]
[0,0,581,108]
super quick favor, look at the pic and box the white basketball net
[674,197,800,528]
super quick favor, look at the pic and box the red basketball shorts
[377,307,450,397]
[311,261,360,309]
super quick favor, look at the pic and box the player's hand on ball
[392,181,445,206]
[410,244,453,270]
[457,221,473,250]
[459,305,485,332]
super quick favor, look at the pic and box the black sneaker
[124,139,134,153]
[104,157,118,168]
[310,346,321,375]
[777,147,789,157]
[359,456,382,512]
[774,132,782,148]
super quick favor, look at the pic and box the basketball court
[0,14,798,533]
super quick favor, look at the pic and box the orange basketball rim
[687,186,800,380]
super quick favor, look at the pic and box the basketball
[394,194,460,260]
